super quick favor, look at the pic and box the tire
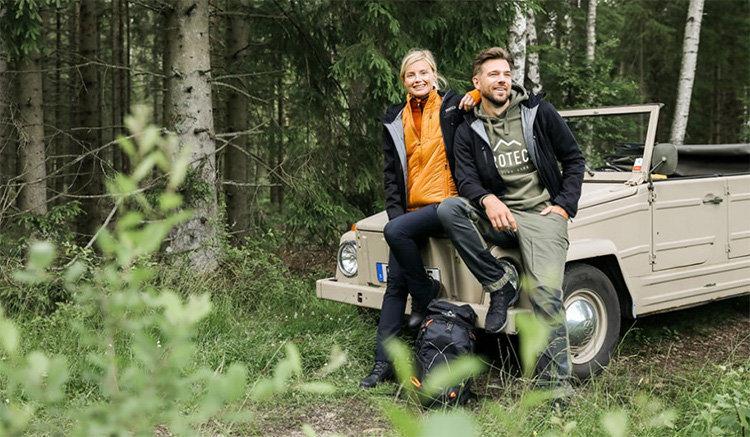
[562,263,621,380]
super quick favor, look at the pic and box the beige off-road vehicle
[317,104,750,379]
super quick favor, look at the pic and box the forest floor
[243,251,750,436]
[8,244,748,436]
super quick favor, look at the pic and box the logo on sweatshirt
[492,140,522,151]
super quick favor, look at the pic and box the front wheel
[563,263,621,380]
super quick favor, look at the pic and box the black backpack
[411,300,478,408]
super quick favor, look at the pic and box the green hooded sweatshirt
[474,85,551,211]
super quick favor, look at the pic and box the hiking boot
[359,361,394,389]
[407,279,441,329]
[484,282,519,334]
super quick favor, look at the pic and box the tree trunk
[670,0,705,145]
[508,0,527,84]
[270,54,284,209]
[525,6,542,94]
[165,0,219,272]
[585,0,597,62]
[111,0,123,172]
[0,33,11,187]
[224,0,250,241]
[17,52,48,215]
[74,0,102,236]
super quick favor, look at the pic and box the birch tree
[670,0,705,145]
[508,0,527,84]
[525,6,543,94]
[165,0,219,272]
[585,0,597,62]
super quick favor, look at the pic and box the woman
[360,49,479,388]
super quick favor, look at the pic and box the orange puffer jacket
[403,89,458,210]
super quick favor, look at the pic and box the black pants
[374,203,442,362]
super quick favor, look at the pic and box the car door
[727,174,750,259]
[651,177,728,271]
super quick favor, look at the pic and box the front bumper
[316,277,529,333]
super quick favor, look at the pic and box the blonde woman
[360,49,479,388]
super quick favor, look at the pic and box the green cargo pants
[437,197,571,384]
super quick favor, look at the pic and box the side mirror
[651,143,678,175]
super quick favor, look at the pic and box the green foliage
[688,365,750,435]
[515,312,551,378]
[0,0,61,61]
[12,201,82,244]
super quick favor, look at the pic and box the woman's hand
[459,93,476,111]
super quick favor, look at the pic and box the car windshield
[559,105,661,182]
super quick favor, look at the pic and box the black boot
[359,361,394,389]
[407,279,441,329]
[484,281,519,334]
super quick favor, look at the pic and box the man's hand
[482,195,517,232]
[459,93,476,111]
[540,204,569,220]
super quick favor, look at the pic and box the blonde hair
[399,49,448,92]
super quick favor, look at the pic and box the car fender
[566,238,637,318]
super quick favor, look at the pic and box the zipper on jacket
[481,145,491,169]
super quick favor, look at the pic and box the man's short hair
[472,47,514,77]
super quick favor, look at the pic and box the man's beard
[482,89,509,107]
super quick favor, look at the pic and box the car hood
[355,183,637,232]
[356,210,389,232]
[578,182,638,209]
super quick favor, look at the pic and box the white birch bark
[585,0,597,62]
[525,6,543,94]
[18,52,47,215]
[670,0,705,145]
[508,0,527,84]
[166,0,219,272]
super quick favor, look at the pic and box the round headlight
[497,258,520,289]
[337,240,358,277]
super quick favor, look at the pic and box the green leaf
[222,363,248,401]
[117,211,144,231]
[29,241,56,270]
[601,409,628,437]
[158,192,183,212]
[12,270,43,284]
[318,345,347,376]
[221,410,254,424]
[298,382,335,394]
[285,343,303,376]
[421,355,485,396]
[514,313,550,377]
[0,319,19,355]
[96,229,117,256]
[420,410,478,437]
[302,424,317,437]
[384,338,416,387]
[250,378,276,400]
[64,261,86,283]
[381,403,420,437]
[117,135,136,158]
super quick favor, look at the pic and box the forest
[0,0,748,435]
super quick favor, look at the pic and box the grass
[4,243,749,436]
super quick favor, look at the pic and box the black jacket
[379,89,469,220]
[453,92,585,217]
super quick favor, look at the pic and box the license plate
[375,263,440,283]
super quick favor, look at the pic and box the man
[436,47,585,396]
